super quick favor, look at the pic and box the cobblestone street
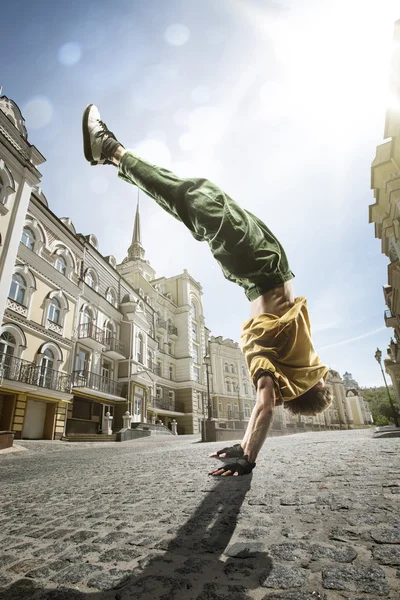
[0,429,399,600]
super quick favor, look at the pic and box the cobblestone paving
[0,429,399,600]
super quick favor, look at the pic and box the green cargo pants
[118,151,294,301]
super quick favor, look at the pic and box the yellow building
[0,190,77,439]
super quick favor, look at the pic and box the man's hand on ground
[208,466,239,476]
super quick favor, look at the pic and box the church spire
[127,196,145,260]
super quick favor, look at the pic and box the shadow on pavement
[0,474,272,600]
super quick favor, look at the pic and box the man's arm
[209,374,276,476]
[241,374,275,463]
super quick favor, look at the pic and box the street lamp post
[374,347,399,427]
[236,383,243,421]
[203,354,212,420]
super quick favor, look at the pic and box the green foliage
[360,385,398,425]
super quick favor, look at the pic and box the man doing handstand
[82,105,332,477]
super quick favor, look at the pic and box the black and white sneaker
[82,104,123,166]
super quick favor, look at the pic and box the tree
[360,385,398,425]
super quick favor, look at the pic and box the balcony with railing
[6,297,28,317]
[0,354,71,393]
[151,398,185,413]
[77,323,104,348]
[156,319,167,331]
[168,324,178,337]
[72,370,125,398]
[103,336,125,359]
[212,409,242,421]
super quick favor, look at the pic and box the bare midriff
[249,280,295,319]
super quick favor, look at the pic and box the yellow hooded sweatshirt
[240,297,328,403]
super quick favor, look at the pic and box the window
[42,348,55,370]
[21,227,35,250]
[218,400,222,413]
[224,363,229,372]
[39,348,55,387]
[104,321,114,343]
[55,256,67,276]
[190,301,197,319]
[191,320,198,340]
[169,364,173,380]
[106,288,116,305]
[193,366,200,382]
[101,360,112,379]
[136,332,144,363]
[192,343,199,364]
[48,298,61,324]
[75,349,90,373]
[241,365,246,377]
[82,308,92,325]
[147,349,152,370]
[226,380,231,393]
[243,384,248,396]
[227,403,232,419]
[169,390,174,402]
[234,403,239,416]
[9,274,27,305]
[230,364,235,373]
[157,337,163,350]
[245,403,251,418]
[85,270,96,289]
[0,332,16,374]
[156,386,162,399]
[167,341,172,355]
[157,359,162,376]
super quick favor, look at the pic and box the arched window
[85,269,97,289]
[190,301,197,319]
[9,273,27,305]
[106,288,116,306]
[136,332,144,363]
[226,380,231,393]
[244,403,251,418]
[39,348,55,387]
[230,364,235,373]
[241,365,246,377]
[104,321,114,342]
[55,255,67,276]
[243,383,248,396]
[0,331,16,357]
[48,298,61,324]
[227,403,232,419]
[147,349,153,370]
[21,227,35,250]
[234,403,239,417]
[41,348,55,370]
[224,363,229,372]
[82,307,92,325]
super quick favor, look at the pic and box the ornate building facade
[370,19,400,412]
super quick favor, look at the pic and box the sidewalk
[0,429,399,599]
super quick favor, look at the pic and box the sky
[2,0,399,387]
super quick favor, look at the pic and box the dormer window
[55,256,67,276]
[21,227,35,250]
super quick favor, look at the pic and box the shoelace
[94,120,117,140]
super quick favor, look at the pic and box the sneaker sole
[82,104,98,165]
